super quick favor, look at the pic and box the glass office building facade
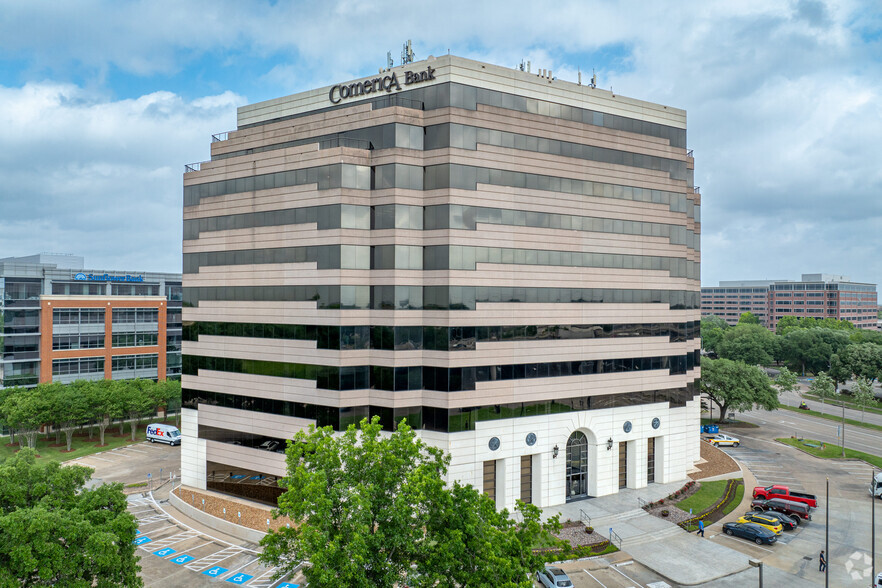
[181,55,701,508]
[0,254,181,388]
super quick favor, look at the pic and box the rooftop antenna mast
[401,39,415,65]
[387,52,394,70]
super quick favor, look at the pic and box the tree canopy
[700,358,779,422]
[779,328,850,375]
[700,315,729,354]
[0,449,142,587]
[716,324,778,366]
[260,417,560,587]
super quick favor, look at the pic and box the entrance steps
[589,508,647,528]
[620,524,684,548]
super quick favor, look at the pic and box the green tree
[700,358,779,423]
[54,382,89,452]
[773,367,799,397]
[700,315,729,354]
[86,381,116,447]
[779,328,849,375]
[839,343,882,384]
[775,316,801,336]
[260,417,561,587]
[808,372,837,405]
[0,449,142,587]
[1,388,49,450]
[122,380,156,441]
[716,324,778,366]
[852,378,876,423]
[738,312,761,325]
[828,353,852,394]
[417,485,560,587]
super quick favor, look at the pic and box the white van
[146,423,181,446]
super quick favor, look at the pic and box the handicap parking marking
[202,566,229,578]
[135,529,141,535]
[275,583,300,588]
[225,573,253,584]
[133,536,152,546]
[153,547,177,558]
[169,554,196,565]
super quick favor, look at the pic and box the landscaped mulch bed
[689,440,740,480]
[555,521,614,547]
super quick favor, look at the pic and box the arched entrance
[566,431,589,501]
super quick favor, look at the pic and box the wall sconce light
[607,438,614,451]
[552,444,559,458]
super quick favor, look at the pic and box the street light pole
[873,469,876,586]
[749,559,763,588]
[825,476,829,588]
[841,400,846,458]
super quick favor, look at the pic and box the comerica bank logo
[72,273,144,283]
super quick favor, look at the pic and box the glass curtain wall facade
[180,55,701,508]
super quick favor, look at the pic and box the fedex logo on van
[147,426,164,437]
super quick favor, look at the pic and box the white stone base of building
[180,397,701,511]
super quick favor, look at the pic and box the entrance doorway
[566,431,589,501]
[618,442,628,489]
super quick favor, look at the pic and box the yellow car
[737,513,783,534]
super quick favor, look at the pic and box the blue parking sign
[203,566,228,577]
[226,573,253,584]
[153,548,176,558]
[170,554,195,565]
[133,536,152,546]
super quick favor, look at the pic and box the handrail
[687,149,694,158]
[579,508,591,527]
[184,162,202,173]
[211,131,232,142]
[693,186,701,194]
[608,528,622,549]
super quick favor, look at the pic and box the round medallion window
[489,437,501,451]
[623,421,633,433]
[652,417,661,429]
[526,432,537,446]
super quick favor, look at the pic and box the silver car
[536,566,573,587]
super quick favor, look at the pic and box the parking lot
[129,494,305,588]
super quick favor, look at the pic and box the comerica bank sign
[74,273,144,283]
[328,66,436,104]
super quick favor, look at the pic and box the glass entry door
[566,431,589,501]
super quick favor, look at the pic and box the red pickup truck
[752,485,818,509]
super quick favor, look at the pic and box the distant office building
[701,273,878,331]
[181,55,700,509]
[0,254,182,388]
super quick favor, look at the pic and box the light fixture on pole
[606,438,613,451]
[748,558,763,588]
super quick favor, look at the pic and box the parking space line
[245,567,279,587]
[140,531,201,551]
[582,568,608,588]
[610,563,644,588]
[184,546,244,571]
[82,455,113,462]
[715,533,775,553]
[222,557,260,577]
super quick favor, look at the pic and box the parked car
[536,566,573,587]
[736,513,784,534]
[745,509,798,530]
[750,497,812,522]
[706,433,740,447]
[722,522,778,545]
[752,485,818,508]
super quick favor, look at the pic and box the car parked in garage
[722,522,778,545]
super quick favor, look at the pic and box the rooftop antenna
[401,40,415,65]
[387,51,394,70]
[578,68,581,85]
[590,69,597,89]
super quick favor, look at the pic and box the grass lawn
[700,418,759,429]
[802,393,882,416]
[676,480,729,514]
[779,405,882,433]
[0,418,178,465]
[776,437,882,469]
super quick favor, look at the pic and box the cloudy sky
[0,0,880,286]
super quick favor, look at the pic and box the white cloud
[0,82,244,272]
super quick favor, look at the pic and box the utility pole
[825,476,829,588]
[841,399,846,458]
[873,469,876,586]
